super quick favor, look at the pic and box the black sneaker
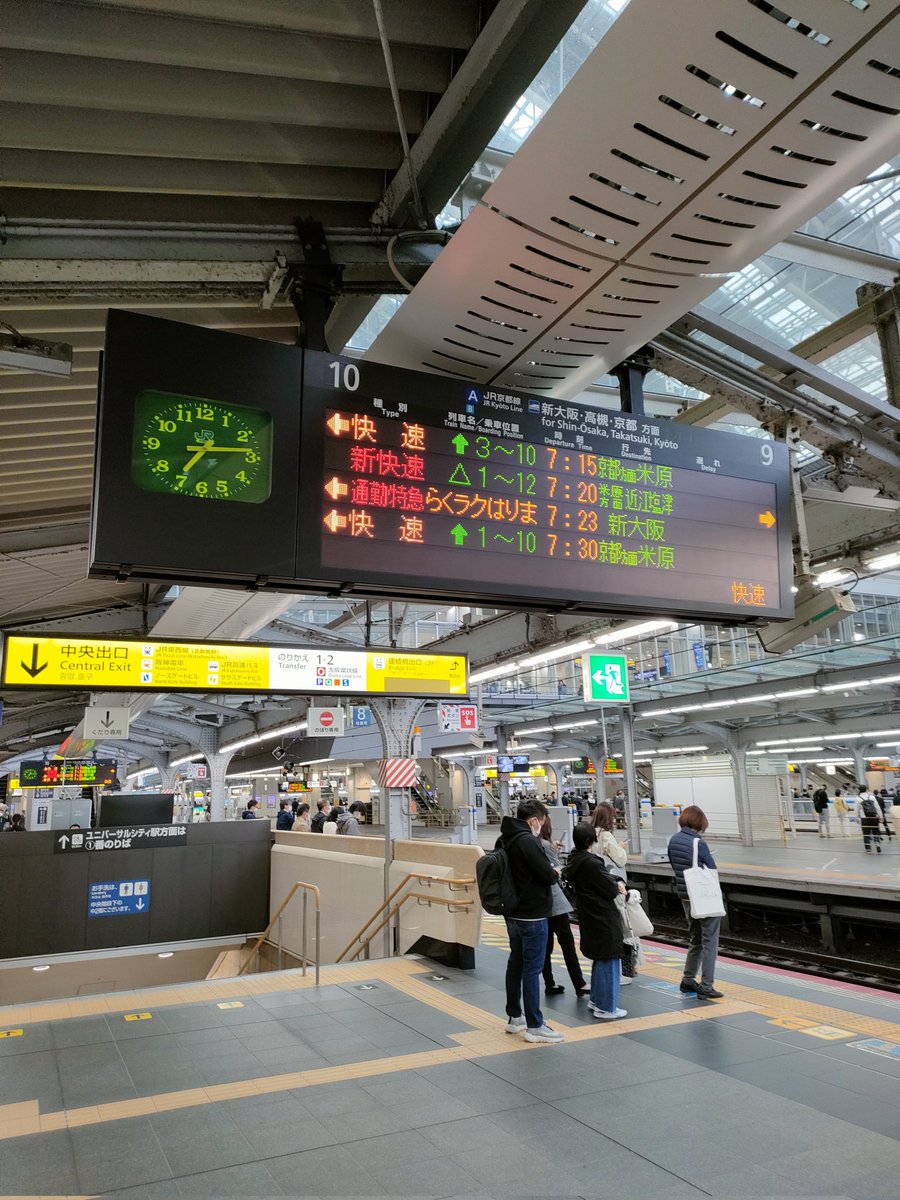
[695,984,724,999]
[679,978,699,994]
[545,984,565,995]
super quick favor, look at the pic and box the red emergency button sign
[318,710,335,728]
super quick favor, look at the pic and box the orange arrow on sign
[326,413,351,436]
[324,476,347,500]
[323,510,347,533]
[758,511,776,529]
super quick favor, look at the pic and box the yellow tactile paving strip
[0,955,753,1142]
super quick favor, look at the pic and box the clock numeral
[144,436,160,450]
[175,406,193,423]
[221,413,230,428]
[195,405,214,420]
[244,451,259,463]
[216,480,229,496]
[156,419,176,433]
[175,475,187,489]
[236,470,249,484]
[236,430,250,443]
[196,481,208,495]
[154,459,169,474]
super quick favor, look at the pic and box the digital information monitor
[89,315,793,623]
[298,353,793,622]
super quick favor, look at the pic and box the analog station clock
[131,390,273,502]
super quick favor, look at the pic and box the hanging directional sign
[307,706,346,737]
[88,879,151,917]
[0,634,468,698]
[438,703,479,733]
[83,705,131,739]
[581,653,630,704]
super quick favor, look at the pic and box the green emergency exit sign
[581,653,630,704]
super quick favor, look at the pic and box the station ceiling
[1,0,899,773]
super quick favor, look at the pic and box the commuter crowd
[482,797,719,1044]
[243,795,369,835]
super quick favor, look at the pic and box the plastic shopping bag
[683,837,726,919]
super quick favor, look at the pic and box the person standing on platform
[833,789,850,838]
[812,787,831,838]
[667,806,724,999]
[538,815,589,997]
[590,802,629,873]
[877,790,895,840]
[564,821,627,1019]
[858,784,883,853]
[500,799,565,1044]
[310,798,332,832]
[292,802,311,832]
[275,800,295,831]
[241,799,259,820]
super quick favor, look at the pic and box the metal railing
[239,880,321,984]
[336,872,476,963]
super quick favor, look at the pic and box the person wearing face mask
[498,799,565,1044]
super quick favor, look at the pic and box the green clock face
[131,390,273,503]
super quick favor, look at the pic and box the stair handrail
[335,872,476,963]
[238,880,321,983]
[338,891,476,963]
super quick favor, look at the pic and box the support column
[798,764,808,792]
[496,726,511,817]
[727,741,753,847]
[851,746,867,787]
[619,707,642,855]
[205,752,234,822]
[369,698,426,916]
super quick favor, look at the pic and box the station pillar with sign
[619,708,642,856]
[369,697,425,874]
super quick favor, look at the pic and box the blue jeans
[590,957,620,1014]
[682,900,721,986]
[504,917,548,1029]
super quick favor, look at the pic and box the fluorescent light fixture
[735,693,776,704]
[819,680,866,693]
[469,661,522,684]
[594,619,677,645]
[556,719,599,730]
[0,325,73,376]
[221,720,307,753]
[814,569,850,586]
[32,965,50,972]
[637,745,709,756]
[865,550,900,571]
[772,688,819,700]
[171,753,204,768]
[157,952,174,959]
[519,639,594,668]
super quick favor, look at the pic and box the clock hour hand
[182,438,215,473]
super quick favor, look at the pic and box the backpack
[860,796,879,820]
[476,846,519,915]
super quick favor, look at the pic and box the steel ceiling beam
[767,232,899,287]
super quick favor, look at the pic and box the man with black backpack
[857,784,883,854]
[495,799,565,1044]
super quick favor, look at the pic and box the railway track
[649,922,900,994]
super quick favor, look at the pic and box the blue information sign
[88,879,151,917]
[351,706,373,728]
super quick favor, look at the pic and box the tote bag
[683,836,726,919]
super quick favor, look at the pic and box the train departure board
[89,316,792,622]
[298,353,793,622]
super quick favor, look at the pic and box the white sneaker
[592,1007,627,1020]
[505,1015,527,1034]
[523,1024,564,1043]
[619,976,633,986]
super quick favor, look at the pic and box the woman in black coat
[564,822,627,1019]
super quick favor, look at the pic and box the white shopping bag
[683,836,725,919]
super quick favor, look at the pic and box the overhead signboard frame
[1,634,468,698]
[88,313,794,624]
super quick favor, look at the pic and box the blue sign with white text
[351,706,373,728]
[88,880,151,917]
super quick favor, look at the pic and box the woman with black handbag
[538,816,589,997]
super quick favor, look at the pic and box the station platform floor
[2,927,900,1197]
[455,825,900,893]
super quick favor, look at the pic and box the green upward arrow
[452,434,468,455]
[450,523,468,546]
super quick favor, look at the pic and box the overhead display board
[1,634,468,697]
[89,314,793,622]
[299,353,792,622]
[19,759,118,788]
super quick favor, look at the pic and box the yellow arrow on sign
[758,511,776,529]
